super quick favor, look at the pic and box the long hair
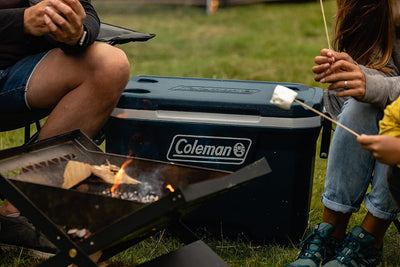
[334,0,395,71]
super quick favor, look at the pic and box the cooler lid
[116,75,323,119]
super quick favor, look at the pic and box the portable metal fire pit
[0,130,271,266]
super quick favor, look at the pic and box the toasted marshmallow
[270,85,298,110]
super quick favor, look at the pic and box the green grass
[1,1,400,266]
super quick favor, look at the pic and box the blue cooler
[105,75,323,244]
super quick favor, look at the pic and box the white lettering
[203,145,215,155]
[174,138,233,157]
[195,145,203,154]
[175,138,187,154]
[183,143,192,154]
[167,135,251,165]
[190,140,198,154]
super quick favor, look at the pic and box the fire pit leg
[0,174,98,267]
[168,220,199,245]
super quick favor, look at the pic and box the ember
[166,184,175,192]
[100,185,159,203]
[66,227,92,242]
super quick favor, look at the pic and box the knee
[338,99,382,133]
[85,43,131,96]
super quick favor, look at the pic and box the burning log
[63,160,140,189]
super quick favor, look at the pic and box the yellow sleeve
[379,97,400,138]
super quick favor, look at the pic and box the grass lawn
[1,0,400,266]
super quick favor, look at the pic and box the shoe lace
[297,228,329,264]
[335,234,360,266]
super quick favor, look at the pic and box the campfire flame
[110,159,133,196]
[166,184,175,192]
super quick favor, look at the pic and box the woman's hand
[312,49,366,99]
[357,134,400,165]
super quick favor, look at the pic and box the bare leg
[323,207,351,240]
[0,43,130,216]
[0,199,19,215]
[27,43,130,139]
[360,212,391,248]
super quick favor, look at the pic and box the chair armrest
[97,22,156,45]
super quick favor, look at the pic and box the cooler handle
[320,114,332,159]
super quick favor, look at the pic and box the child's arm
[357,134,400,165]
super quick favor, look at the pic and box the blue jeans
[322,98,400,221]
[0,51,49,113]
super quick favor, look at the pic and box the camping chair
[0,23,155,145]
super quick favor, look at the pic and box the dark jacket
[0,0,100,69]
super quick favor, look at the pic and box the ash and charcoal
[99,182,160,203]
[76,176,165,203]
[66,228,92,242]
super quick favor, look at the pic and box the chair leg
[35,120,42,132]
[24,125,30,144]
[23,120,42,145]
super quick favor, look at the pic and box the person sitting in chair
[0,0,130,256]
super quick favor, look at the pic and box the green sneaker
[286,223,340,267]
[323,226,382,267]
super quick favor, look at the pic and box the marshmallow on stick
[270,85,360,137]
[270,85,298,110]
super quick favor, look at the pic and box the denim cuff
[364,195,400,221]
[321,194,360,214]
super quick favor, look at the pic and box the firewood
[63,160,140,189]
[90,164,141,185]
[63,161,92,189]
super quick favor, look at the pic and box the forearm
[361,72,400,109]
[359,41,400,108]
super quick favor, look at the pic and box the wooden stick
[294,99,360,137]
[320,0,331,50]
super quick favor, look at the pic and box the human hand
[43,0,86,46]
[24,0,53,37]
[312,49,366,99]
[24,0,86,46]
[357,134,400,165]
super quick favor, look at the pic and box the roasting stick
[320,0,331,50]
[317,2,359,136]
[313,4,358,136]
[270,85,360,137]
[293,99,359,137]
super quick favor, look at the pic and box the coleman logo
[167,135,252,165]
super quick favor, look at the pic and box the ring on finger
[344,80,348,89]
